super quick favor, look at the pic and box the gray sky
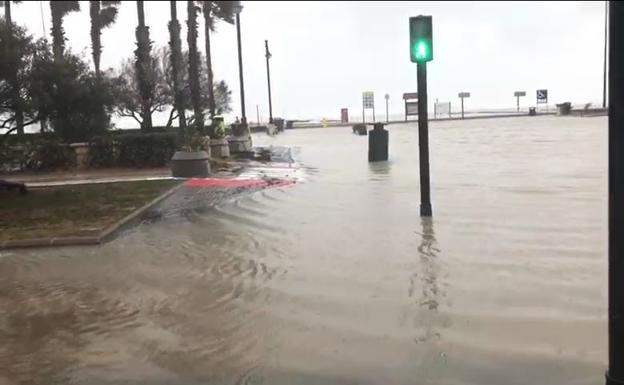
[11,1,606,125]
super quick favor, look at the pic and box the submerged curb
[0,182,184,251]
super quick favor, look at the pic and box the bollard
[368,123,389,162]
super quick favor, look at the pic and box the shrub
[24,141,76,171]
[115,132,177,168]
[88,135,116,168]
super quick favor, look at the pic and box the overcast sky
[11,1,606,124]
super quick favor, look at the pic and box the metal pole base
[420,203,432,217]
[607,372,624,385]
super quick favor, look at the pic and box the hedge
[89,132,178,168]
[0,140,76,172]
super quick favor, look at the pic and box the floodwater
[0,115,608,385]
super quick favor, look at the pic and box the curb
[98,182,184,242]
[0,182,184,251]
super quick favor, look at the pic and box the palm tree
[202,1,237,128]
[50,1,80,63]
[2,0,24,135]
[135,0,153,130]
[168,0,186,134]
[89,1,120,78]
[187,0,202,132]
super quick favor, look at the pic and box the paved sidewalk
[2,168,172,187]
[1,146,297,188]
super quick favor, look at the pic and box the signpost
[403,92,418,121]
[410,15,433,217]
[514,91,526,112]
[385,94,390,123]
[362,91,375,123]
[458,92,470,119]
[536,89,548,111]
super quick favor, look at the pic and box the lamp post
[265,40,273,124]
[234,3,246,128]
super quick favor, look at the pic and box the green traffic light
[415,41,428,61]
[409,16,433,63]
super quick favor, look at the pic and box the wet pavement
[0,116,608,385]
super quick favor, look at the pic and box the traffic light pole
[608,3,624,385]
[417,61,432,217]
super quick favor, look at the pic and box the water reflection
[410,217,443,342]
[367,160,391,181]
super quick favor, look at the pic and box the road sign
[362,91,375,123]
[403,92,418,121]
[458,92,471,98]
[434,101,451,118]
[363,91,374,108]
[514,91,527,112]
[406,102,419,116]
[537,89,548,102]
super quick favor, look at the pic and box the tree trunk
[50,2,64,63]
[168,0,186,138]
[90,1,101,78]
[4,1,10,22]
[203,2,216,126]
[5,1,23,135]
[135,0,153,131]
[187,0,203,132]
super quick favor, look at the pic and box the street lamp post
[265,40,273,124]
[234,4,246,127]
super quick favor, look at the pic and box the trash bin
[352,123,367,135]
[529,107,537,116]
[368,123,388,162]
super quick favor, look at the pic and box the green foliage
[89,132,177,168]
[27,140,76,170]
[29,52,115,142]
[1,140,76,172]
[88,134,116,167]
[0,20,41,134]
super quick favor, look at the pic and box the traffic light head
[410,16,433,63]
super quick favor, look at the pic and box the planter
[171,150,210,178]
[228,135,253,155]
[210,138,230,158]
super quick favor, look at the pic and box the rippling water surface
[0,116,607,385]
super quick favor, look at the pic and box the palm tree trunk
[4,1,10,22]
[135,0,153,130]
[203,2,216,125]
[90,1,101,78]
[50,2,64,63]
[168,0,186,137]
[5,1,23,136]
[187,0,203,132]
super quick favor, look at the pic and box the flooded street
[0,115,608,385]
